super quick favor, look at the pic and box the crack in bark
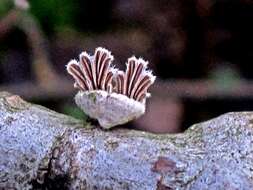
[30,130,71,190]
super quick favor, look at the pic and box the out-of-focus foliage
[0,0,13,17]
[29,0,77,34]
[209,64,241,90]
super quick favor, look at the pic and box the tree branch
[0,91,252,189]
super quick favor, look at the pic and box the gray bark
[0,91,253,190]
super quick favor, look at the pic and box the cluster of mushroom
[66,47,156,129]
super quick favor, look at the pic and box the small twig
[0,10,18,38]
[0,8,60,89]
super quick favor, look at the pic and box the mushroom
[66,47,156,129]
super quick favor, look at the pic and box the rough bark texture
[0,92,253,190]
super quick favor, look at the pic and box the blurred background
[1,0,253,133]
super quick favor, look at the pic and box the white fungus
[66,47,155,129]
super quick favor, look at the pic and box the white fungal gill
[67,47,115,93]
[114,56,156,103]
[66,47,156,129]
